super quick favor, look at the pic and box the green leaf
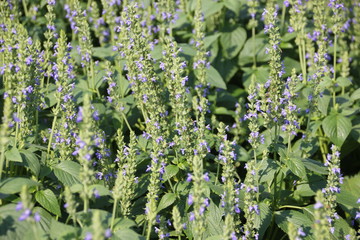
[33,206,53,233]
[204,200,223,237]
[204,33,221,48]
[350,88,360,101]
[202,1,224,18]
[322,112,352,146]
[257,158,278,183]
[20,149,40,177]
[206,236,222,240]
[49,218,78,240]
[254,202,272,239]
[93,46,116,59]
[213,57,238,83]
[337,173,360,215]
[286,157,307,179]
[336,76,352,88]
[275,210,314,240]
[111,218,136,232]
[35,189,61,216]
[317,91,331,115]
[5,147,22,162]
[53,161,81,186]
[0,178,39,194]
[157,193,176,212]
[162,165,179,182]
[220,26,247,59]
[238,37,270,66]
[283,57,301,77]
[241,66,269,89]
[334,217,356,239]
[89,184,111,197]
[114,229,144,240]
[94,69,106,89]
[301,158,327,175]
[205,66,227,89]
[223,0,242,14]
[0,204,43,240]
[150,44,163,60]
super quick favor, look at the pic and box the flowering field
[0,0,360,239]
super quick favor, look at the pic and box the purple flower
[34,212,41,222]
[104,229,112,238]
[314,202,323,209]
[187,194,193,205]
[48,0,56,5]
[186,173,192,182]
[19,209,31,221]
[355,211,360,220]
[16,202,23,211]
[84,232,92,240]
[189,212,195,221]
[203,172,210,182]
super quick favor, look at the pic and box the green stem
[120,111,133,132]
[332,35,337,107]
[47,100,60,164]
[146,221,152,240]
[252,26,256,68]
[301,37,307,81]
[110,199,118,230]
[215,161,220,185]
[287,134,291,157]
[83,189,89,213]
[280,3,286,34]
[14,105,20,148]
[22,0,29,18]
[0,145,5,181]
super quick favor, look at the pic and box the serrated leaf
[157,193,176,212]
[204,200,223,237]
[89,184,111,197]
[93,46,116,59]
[49,218,78,240]
[33,206,53,233]
[20,149,40,177]
[283,57,301,77]
[241,66,269,89]
[254,202,272,238]
[317,91,331,115]
[213,57,238,83]
[53,161,81,186]
[163,165,179,182]
[0,178,39,194]
[287,157,307,179]
[202,1,223,18]
[350,88,360,101]
[220,26,246,59]
[205,66,227,89]
[114,229,144,240]
[5,147,22,162]
[322,113,352,146]
[224,0,241,14]
[0,204,42,240]
[238,37,270,66]
[337,173,360,214]
[336,76,352,87]
[301,158,327,175]
[35,189,61,216]
[204,33,221,48]
[275,210,314,240]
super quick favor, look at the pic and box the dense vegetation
[0,0,360,239]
